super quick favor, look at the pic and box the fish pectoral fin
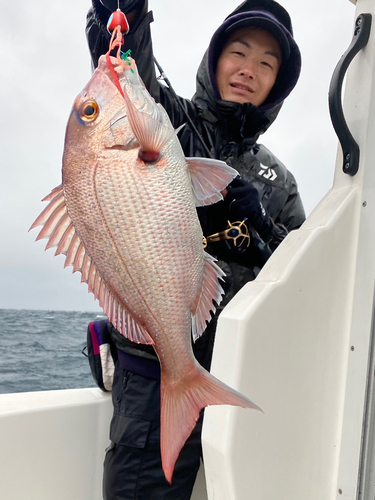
[186,157,238,207]
[191,252,225,341]
[124,93,173,155]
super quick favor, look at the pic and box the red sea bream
[30,55,261,483]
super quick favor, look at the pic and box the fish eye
[80,100,99,122]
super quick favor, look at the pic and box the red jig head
[107,9,129,35]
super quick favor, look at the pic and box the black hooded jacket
[86,0,305,365]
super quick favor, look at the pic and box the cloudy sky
[0,0,356,312]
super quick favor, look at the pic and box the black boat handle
[328,13,372,176]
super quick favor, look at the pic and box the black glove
[100,0,144,13]
[225,177,273,241]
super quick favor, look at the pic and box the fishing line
[106,6,212,159]
[153,57,213,159]
[106,10,134,98]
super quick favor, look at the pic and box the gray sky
[0,0,355,312]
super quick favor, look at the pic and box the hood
[192,0,301,142]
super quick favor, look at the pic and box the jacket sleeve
[274,173,306,232]
[267,176,305,252]
[86,0,194,128]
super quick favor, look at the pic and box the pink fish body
[30,55,261,482]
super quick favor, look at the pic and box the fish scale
[70,152,200,349]
[99,156,200,323]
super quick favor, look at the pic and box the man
[86,1,305,498]
[216,28,281,105]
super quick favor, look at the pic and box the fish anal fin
[191,252,225,342]
[160,365,262,484]
[186,157,238,207]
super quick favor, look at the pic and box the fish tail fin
[160,366,262,483]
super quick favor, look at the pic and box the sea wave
[0,309,101,394]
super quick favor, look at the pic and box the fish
[30,54,262,483]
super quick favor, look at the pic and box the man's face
[215,27,282,106]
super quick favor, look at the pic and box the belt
[117,348,161,380]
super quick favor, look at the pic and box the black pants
[103,361,203,500]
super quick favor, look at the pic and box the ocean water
[0,309,105,394]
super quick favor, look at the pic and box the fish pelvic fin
[160,365,262,484]
[191,252,225,342]
[186,157,238,207]
[29,186,154,345]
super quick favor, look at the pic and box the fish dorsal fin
[191,251,225,341]
[186,157,238,207]
[109,304,154,344]
[29,186,154,345]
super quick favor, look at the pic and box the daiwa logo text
[259,165,277,181]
